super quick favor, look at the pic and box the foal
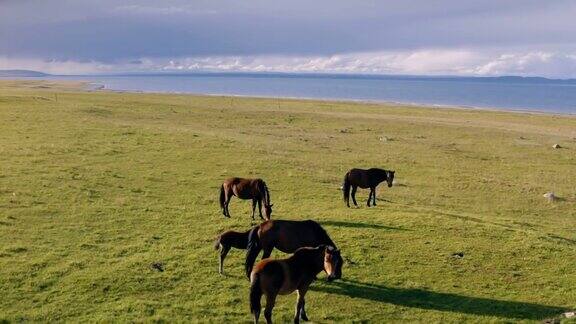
[214,229,252,274]
[249,245,343,324]
[343,168,395,207]
[219,177,273,220]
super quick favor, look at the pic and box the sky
[1,0,576,77]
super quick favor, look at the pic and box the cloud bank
[3,50,576,78]
[1,1,575,77]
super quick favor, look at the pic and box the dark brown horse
[214,229,252,274]
[249,245,343,324]
[220,177,273,220]
[343,168,395,207]
[245,220,336,278]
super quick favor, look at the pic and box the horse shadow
[311,279,566,320]
[320,220,407,231]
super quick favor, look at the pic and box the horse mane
[291,245,325,271]
[261,180,271,205]
[307,221,336,248]
[373,168,389,181]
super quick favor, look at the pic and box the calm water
[43,74,576,114]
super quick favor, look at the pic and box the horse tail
[343,172,351,205]
[245,226,262,279]
[249,273,262,318]
[219,184,225,211]
[214,237,221,250]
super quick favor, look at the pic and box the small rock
[552,144,561,149]
[150,262,164,272]
[543,192,558,202]
[452,252,464,258]
[379,136,393,142]
[564,311,576,318]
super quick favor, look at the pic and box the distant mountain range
[1,69,575,84]
[0,70,49,77]
[85,71,576,84]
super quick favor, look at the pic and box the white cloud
[152,50,576,78]
[3,49,576,78]
[470,52,576,78]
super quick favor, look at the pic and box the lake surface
[35,73,576,114]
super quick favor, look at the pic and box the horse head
[264,203,273,220]
[386,170,395,187]
[324,245,343,281]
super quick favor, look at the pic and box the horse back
[219,230,249,249]
[347,168,386,188]
[263,220,332,253]
[252,259,288,295]
[224,177,263,199]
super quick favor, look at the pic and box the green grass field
[1,80,575,323]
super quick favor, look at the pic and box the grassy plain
[0,80,575,322]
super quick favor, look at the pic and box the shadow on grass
[320,220,407,231]
[311,279,566,320]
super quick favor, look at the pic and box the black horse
[343,168,395,207]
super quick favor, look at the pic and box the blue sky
[1,0,576,77]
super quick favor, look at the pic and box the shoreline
[87,82,576,119]
[3,77,575,118]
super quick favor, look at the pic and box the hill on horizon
[0,69,49,77]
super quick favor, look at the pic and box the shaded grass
[312,279,566,321]
[0,80,575,322]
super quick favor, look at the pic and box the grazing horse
[343,168,395,208]
[245,220,336,278]
[249,245,343,324]
[214,228,253,274]
[220,177,273,220]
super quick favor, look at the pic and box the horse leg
[225,194,232,217]
[264,293,277,324]
[252,199,257,220]
[222,189,230,217]
[351,186,358,207]
[372,186,377,206]
[295,288,308,323]
[219,245,231,275]
[367,189,372,207]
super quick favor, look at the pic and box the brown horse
[343,168,395,207]
[220,177,273,220]
[249,245,343,324]
[214,229,252,274]
[245,220,336,278]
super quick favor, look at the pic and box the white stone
[543,192,557,201]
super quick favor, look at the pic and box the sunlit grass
[0,80,575,322]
